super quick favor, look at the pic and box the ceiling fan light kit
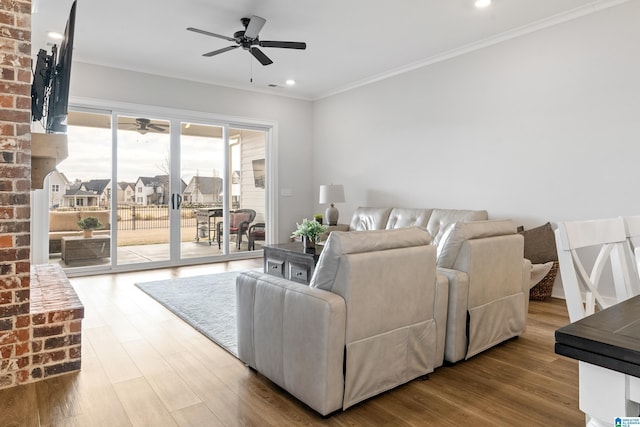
[187,15,306,66]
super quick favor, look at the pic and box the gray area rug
[135,269,259,357]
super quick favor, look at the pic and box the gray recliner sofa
[236,227,447,415]
[334,207,530,363]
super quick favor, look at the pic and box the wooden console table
[61,235,110,264]
[263,242,321,285]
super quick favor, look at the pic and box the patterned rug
[135,269,259,357]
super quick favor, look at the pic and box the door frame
[57,97,278,275]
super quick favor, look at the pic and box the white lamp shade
[319,184,345,204]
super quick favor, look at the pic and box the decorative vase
[83,229,93,238]
[302,236,316,252]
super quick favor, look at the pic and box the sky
[60,125,238,185]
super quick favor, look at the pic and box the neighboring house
[63,182,101,207]
[48,170,71,208]
[183,176,223,205]
[135,175,186,205]
[82,179,112,207]
[61,178,111,208]
[117,181,136,204]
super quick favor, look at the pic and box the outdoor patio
[49,225,264,269]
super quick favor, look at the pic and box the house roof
[83,179,110,193]
[184,176,223,196]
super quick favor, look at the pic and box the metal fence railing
[54,204,226,231]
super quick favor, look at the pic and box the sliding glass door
[48,107,270,272]
[115,114,171,265]
[178,122,226,260]
[180,124,267,258]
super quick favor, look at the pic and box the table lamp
[319,184,345,226]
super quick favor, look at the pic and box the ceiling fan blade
[250,47,273,66]
[148,124,167,132]
[244,15,266,40]
[259,40,307,50]
[203,45,239,57]
[187,27,236,42]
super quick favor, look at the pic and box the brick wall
[0,0,33,389]
[0,0,83,390]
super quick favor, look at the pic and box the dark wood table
[555,295,640,423]
[555,295,640,377]
[263,241,322,285]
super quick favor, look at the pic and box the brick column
[0,0,33,388]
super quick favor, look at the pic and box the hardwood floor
[0,260,583,426]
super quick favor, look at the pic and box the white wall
[312,2,640,296]
[70,62,314,242]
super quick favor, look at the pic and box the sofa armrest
[236,271,347,416]
[437,267,470,363]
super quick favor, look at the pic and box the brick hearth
[0,264,84,388]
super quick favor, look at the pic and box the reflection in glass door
[116,115,171,265]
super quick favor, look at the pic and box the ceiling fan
[121,118,169,135]
[187,15,306,66]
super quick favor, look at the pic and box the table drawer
[265,258,285,278]
[289,262,311,284]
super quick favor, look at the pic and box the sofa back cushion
[385,208,432,230]
[427,209,488,249]
[348,207,392,231]
[436,219,517,268]
[310,227,432,293]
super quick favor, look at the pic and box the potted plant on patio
[292,218,327,251]
[77,216,103,238]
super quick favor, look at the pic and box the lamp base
[325,204,339,226]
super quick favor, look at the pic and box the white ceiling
[31,0,623,100]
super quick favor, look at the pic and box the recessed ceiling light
[475,0,491,8]
[285,79,296,86]
[48,31,64,40]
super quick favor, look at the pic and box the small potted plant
[77,216,103,238]
[314,213,323,225]
[292,218,327,251]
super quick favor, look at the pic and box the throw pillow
[230,212,251,229]
[519,222,558,264]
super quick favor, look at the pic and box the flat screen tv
[46,0,77,133]
[252,158,265,188]
[31,48,55,122]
